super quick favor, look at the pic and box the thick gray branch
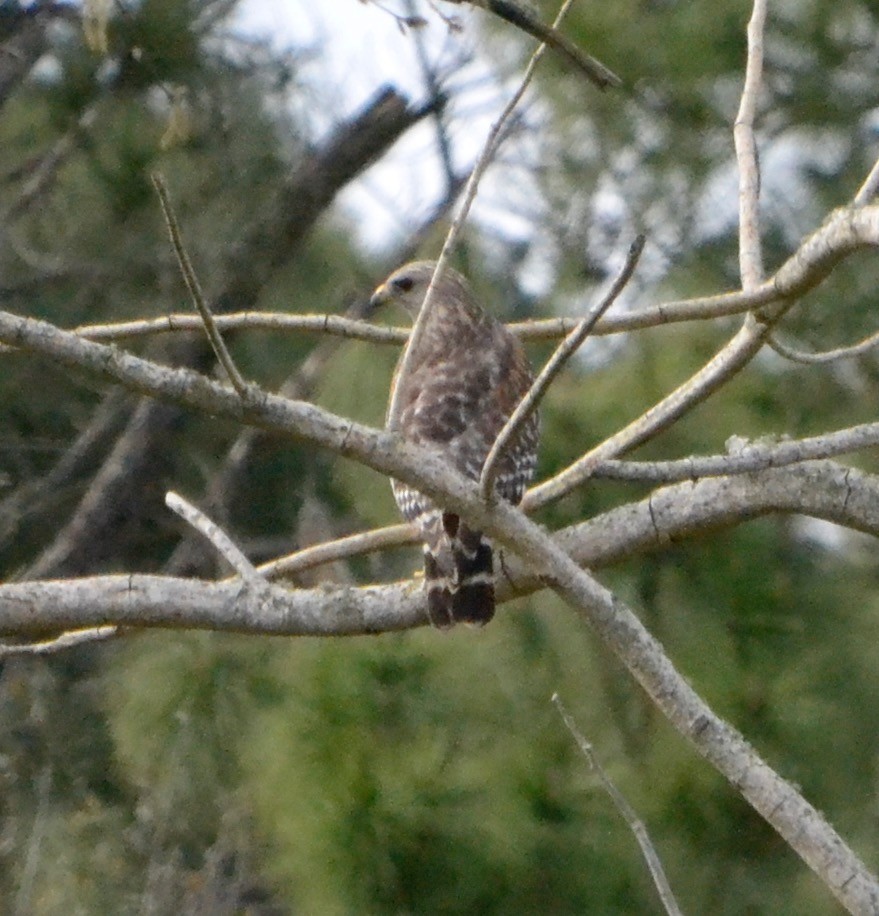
[2,284,879,911]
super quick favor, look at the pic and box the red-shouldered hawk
[369,261,539,628]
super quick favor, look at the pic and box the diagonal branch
[480,234,644,501]
[448,0,622,90]
[165,491,259,581]
[389,0,577,429]
[4,208,879,909]
[553,694,683,916]
[14,87,433,582]
[1,457,877,911]
[151,173,249,397]
[524,202,879,510]
[5,462,879,635]
[255,415,879,578]
[854,152,879,206]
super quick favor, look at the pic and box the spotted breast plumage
[369,261,539,628]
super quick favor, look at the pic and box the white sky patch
[231,1,534,255]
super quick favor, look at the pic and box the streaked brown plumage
[370,261,539,627]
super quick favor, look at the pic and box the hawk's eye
[392,276,414,292]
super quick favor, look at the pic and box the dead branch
[767,326,879,364]
[734,0,767,289]
[447,0,622,90]
[480,234,644,501]
[1,457,877,910]
[553,694,683,916]
[166,492,259,581]
[0,627,118,659]
[17,87,434,581]
[2,461,877,636]
[151,174,249,397]
[389,0,575,429]
[592,420,879,483]
[259,523,413,580]
[525,201,879,511]
[854,153,879,206]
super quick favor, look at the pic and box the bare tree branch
[65,256,871,350]
[16,87,435,581]
[389,0,577,429]
[767,325,879,364]
[854,153,879,206]
[480,234,644,501]
[447,0,622,90]
[592,420,879,483]
[2,458,878,910]
[259,522,414,580]
[163,183,466,577]
[151,173,249,398]
[268,442,879,582]
[72,311,410,345]
[552,694,683,916]
[166,491,259,581]
[4,461,878,635]
[525,202,879,511]
[0,626,118,659]
[255,418,879,579]
[734,0,767,289]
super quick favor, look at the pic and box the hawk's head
[369,261,468,318]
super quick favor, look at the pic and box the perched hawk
[370,261,539,627]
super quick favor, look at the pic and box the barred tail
[419,511,496,628]
[423,547,455,629]
[450,537,494,625]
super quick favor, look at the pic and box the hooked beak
[367,282,391,315]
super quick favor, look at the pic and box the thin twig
[165,491,259,580]
[0,626,119,658]
[480,235,644,501]
[407,0,457,193]
[854,153,879,207]
[258,522,414,579]
[388,0,578,429]
[453,0,622,90]
[162,186,469,578]
[3,249,879,910]
[523,320,771,510]
[151,172,250,397]
[767,326,879,364]
[74,312,408,345]
[552,694,683,916]
[734,0,767,289]
[594,420,879,483]
[60,284,791,346]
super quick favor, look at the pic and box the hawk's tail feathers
[423,547,455,629]
[419,511,496,628]
[443,512,495,626]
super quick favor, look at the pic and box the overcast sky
[231,1,516,255]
